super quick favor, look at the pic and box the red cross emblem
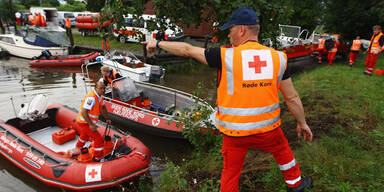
[88,169,98,178]
[248,55,267,74]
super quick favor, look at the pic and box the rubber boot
[287,177,313,192]
[77,148,93,163]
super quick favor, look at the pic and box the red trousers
[317,49,326,63]
[328,51,337,66]
[102,39,110,51]
[76,122,104,159]
[349,51,358,65]
[365,53,379,74]
[220,128,301,192]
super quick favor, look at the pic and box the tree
[87,0,106,12]
[323,0,384,40]
[288,0,324,33]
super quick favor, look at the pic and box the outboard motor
[18,94,48,120]
[149,65,164,83]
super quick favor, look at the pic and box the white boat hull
[101,57,164,82]
[0,34,68,59]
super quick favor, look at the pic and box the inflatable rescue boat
[29,52,100,67]
[0,102,150,191]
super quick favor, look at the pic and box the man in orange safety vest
[349,36,362,66]
[364,25,384,76]
[142,6,313,192]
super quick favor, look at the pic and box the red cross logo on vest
[248,55,267,74]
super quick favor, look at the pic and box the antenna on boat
[9,96,17,117]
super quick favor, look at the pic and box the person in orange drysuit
[75,81,112,161]
[349,36,362,66]
[364,25,384,76]
[327,37,339,66]
[317,36,326,63]
[142,6,313,192]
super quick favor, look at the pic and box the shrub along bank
[155,54,384,192]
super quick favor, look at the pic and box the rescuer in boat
[100,66,122,87]
[74,81,112,161]
[142,6,313,192]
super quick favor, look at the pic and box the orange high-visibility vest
[318,38,325,49]
[65,18,71,28]
[369,32,383,54]
[103,70,118,86]
[216,41,287,136]
[77,90,104,124]
[350,39,362,51]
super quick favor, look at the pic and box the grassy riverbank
[72,32,142,51]
[155,55,384,192]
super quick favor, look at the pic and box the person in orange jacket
[317,35,326,63]
[74,81,112,161]
[142,6,313,192]
[364,25,384,76]
[349,36,362,66]
[327,37,339,66]
[100,66,122,87]
[40,12,46,27]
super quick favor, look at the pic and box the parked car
[113,14,183,43]
[57,11,76,27]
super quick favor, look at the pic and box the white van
[113,14,183,43]
[57,11,76,27]
[29,7,58,26]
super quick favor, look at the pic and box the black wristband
[156,40,161,49]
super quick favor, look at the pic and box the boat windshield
[112,78,140,102]
[279,25,301,38]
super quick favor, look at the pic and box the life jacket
[103,70,119,86]
[350,39,362,51]
[40,14,46,27]
[65,18,71,28]
[368,32,383,54]
[77,90,104,124]
[216,41,286,137]
[318,38,325,49]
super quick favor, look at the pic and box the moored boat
[0,103,150,191]
[29,52,100,67]
[97,54,165,82]
[101,77,215,139]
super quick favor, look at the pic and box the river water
[0,56,217,192]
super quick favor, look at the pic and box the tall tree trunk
[9,0,17,34]
[0,19,5,34]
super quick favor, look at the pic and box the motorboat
[0,26,69,59]
[276,24,313,60]
[29,52,100,67]
[0,95,150,191]
[82,63,215,139]
[97,53,165,82]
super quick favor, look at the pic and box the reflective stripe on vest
[369,32,383,54]
[216,41,285,136]
[77,90,103,124]
[350,39,361,51]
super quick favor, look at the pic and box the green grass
[155,54,384,192]
[72,33,143,51]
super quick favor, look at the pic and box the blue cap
[219,6,259,30]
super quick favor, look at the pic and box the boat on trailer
[82,63,216,139]
[0,101,150,191]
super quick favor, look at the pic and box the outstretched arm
[279,78,313,142]
[142,41,208,65]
